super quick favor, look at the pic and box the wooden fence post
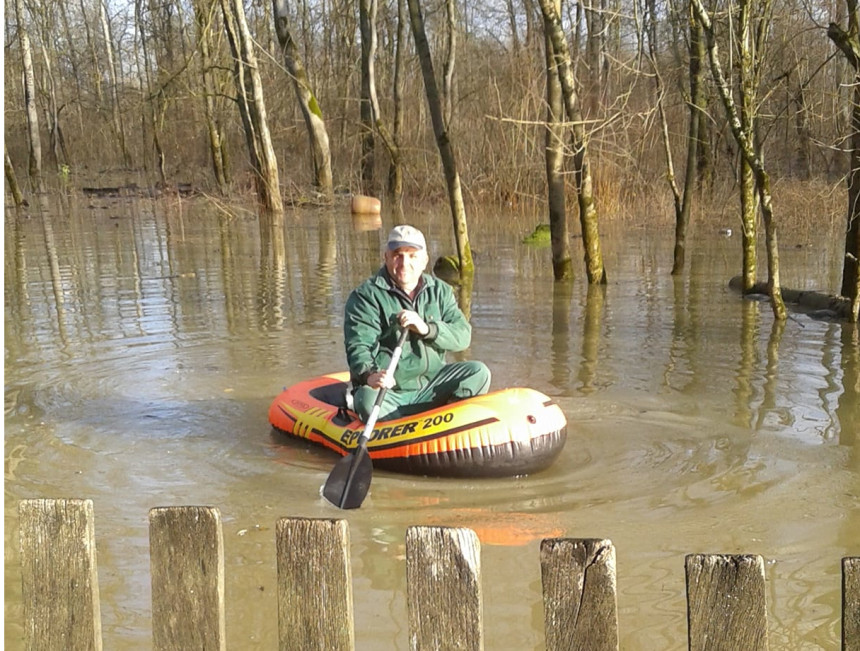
[686,554,768,650]
[275,517,354,650]
[845,557,860,651]
[540,538,618,651]
[18,498,103,651]
[149,506,225,651]
[406,526,482,650]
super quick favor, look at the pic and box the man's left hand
[397,310,429,336]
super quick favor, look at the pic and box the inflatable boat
[269,372,567,477]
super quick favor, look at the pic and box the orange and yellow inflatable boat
[269,372,567,477]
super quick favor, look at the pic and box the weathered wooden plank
[540,538,618,651]
[149,506,225,651]
[276,517,354,651]
[406,525,482,651]
[18,498,103,651]
[845,557,860,651]
[686,554,768,651]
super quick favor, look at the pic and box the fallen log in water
[729,276,853,321]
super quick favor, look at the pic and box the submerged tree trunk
[537,0,606,284]
[407,0,473,280]
[670,3,705,275]
[222,0,283,212]
[828,12,860,320]
[543,0,572,281]
[738,0,767,292]
[691,0,785,320]
[273,0,333,196]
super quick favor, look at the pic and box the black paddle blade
[323,447,373,509]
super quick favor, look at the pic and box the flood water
[4,194,859,649]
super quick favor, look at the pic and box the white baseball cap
[387,225,426,250]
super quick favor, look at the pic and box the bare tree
[359,0,405,208]
[193,0,230,192]
[543,0,571,280]
[691,0,786,319]
[100,0,131,166]
[647,0,704,276]
[273,0,333,196]
[136,0,167,186]
[14,0,43,191]
[537,0,606,284]
[388,0,407,209]
[359,0,377,194]
[407,0,474,279]
[221,0,282,212]
[828,4,860,320]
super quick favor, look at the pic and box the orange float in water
[269,372,567,477]
[350,194,381,214]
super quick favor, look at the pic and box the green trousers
[352,360,491,422]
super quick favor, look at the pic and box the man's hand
[397,309,429,336]
[367,369,395,389]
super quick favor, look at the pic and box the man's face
[384,246,428,291]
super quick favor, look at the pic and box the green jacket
[344,267,471,391]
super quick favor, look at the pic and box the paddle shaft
[336,328,409,504]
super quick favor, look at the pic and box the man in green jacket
[344,225,491,422]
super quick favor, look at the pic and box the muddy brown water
[4,196,858,649]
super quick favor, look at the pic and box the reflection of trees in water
[837,326,859,448]
[732,297,860,441]
[817,322,843,442]
[314,215,337,321]
[734,300,761,428]
[550,280,572,392]
[258,209,287,329]
[578,284,605,395]
[759,318,786,429]
[663,254,707,396]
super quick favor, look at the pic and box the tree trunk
[406,0,474,280]
[543,0,572,281]
[100,0,131,167]
[672,4,705,275]
[738,0,764,292]
[15,0,43,192]
[537,0,607,284]
[647,0,682,274]
[827,13,860,318]
[136,0,167,186]
[272,0,333,196]
[387,0,407,211]
[359,0,376,194]
[5,147,26,206]
[194,0,230,193]
[222,0,283,213]
[442,0,457,128]
[58,0,85,132]
[691,0,786,320]
[360,0,404,209]
[740,158,758,291]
